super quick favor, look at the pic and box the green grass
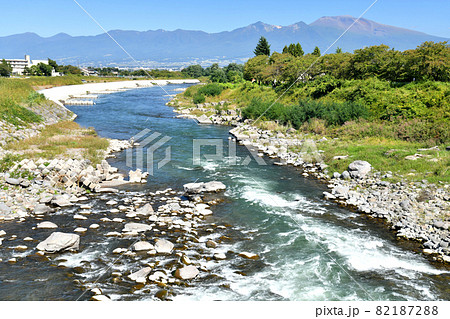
[0,153,22,171]
[0,98,43,126]
[5,121,109,165]
[317,137,450,184]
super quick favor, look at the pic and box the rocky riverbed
[171,102,450,265]
[0,84,260,300]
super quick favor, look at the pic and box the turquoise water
[67,85,449,301]
[0,85,448,301]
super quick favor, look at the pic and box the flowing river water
[0,84,449,300]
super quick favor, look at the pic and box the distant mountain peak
[310,15,428,36]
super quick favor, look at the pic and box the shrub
[242,98,369,128]
[193,93,205,104]
[198,83,224,97]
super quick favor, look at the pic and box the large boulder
[0,203,12,215]
[135,203,154,216]
[196,114,213,124]
[132,241,154,252]
[183,181,226,194]
[36,232,80,253]
[347,160,372,178]
[154,239,174,254]
[128,267,152,283]
[34,204,52,215]
[122,223,152,233]
[174,265,199,280]
[332,185,349,199]
[5,178,20,186]
[128,169,143,183]
[51,196,73,207]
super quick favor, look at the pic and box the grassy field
[4,121,109,165]
[316,137,450,184]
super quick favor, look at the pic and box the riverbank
[40,79,200,107]
[169,89,450,265]
[0,79,199,220]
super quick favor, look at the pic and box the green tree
[312,46,321,57]
[181,64,204,78]
[204,63,220,76]
[209,68,227,83]
[335,47,342,54]
[254,36,271,56]
[59,65,82,75]
[48,58,59,72]
[0,59,12,77]
[282,43,304,57]
[295,43,304,57]
[406,41,450,81]
[350,44,390,79]
[244,55,269,83]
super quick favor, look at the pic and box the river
[0,84,448,300]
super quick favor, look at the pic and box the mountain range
[0,15,447,68]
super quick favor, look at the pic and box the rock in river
[154,238,174,254]
[36,232,80,253]
[135,203,154,216]
[183,181,226,194]
[132,241,154,252]
[34,204,52,215]
[238,252,259,260]
[174,265,199,280]
[122,223,152,233]
[128,267,152,283]
[36,221,58,229]
[51,196,73,207]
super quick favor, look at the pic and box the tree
[335,47,342,54]
[225,63,244,83]
[254,36,271,56]
[283,43,304,57]
[209,68,227,83]
[48,58,59,71]
[204,63,220,76]
[405,41,450,81]
[295,43,304,57]
[244,55,269,83]
[181,64,204,78]
[59,64,82,75]
[312,46,321,57]
[0,59,12,77]
[350,44,390,79]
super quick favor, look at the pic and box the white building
[3,54,53,75]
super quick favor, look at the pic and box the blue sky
[1,0,449,38]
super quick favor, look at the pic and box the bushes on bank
[198,83,224,97]
[193,93,205,104]
[242,98,369,128]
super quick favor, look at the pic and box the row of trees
[23,59,82,76]
[181,63,245,83]
[245,40,450,84]
[255,36,321,58]
[90,67,184,78]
